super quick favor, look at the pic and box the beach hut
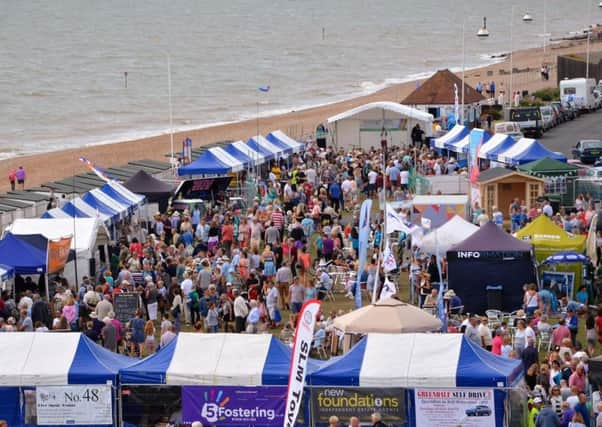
[476,168,545,220]
[447,222,536,313]
[0,333,134,426]
[401,69,486,125]
[307,333,524,427]
[119,333,316,426]
[326,101,433,150]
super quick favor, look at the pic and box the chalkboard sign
[113,293,140,323]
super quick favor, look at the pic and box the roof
[517,157,580,175]
[514,215,586,254]
[449,221,533,252]
[307,333,523,388]
[119,333,316,385]
[0,333,133,386]
[402,69,486,105]
[124,170,174,195]
[327,101,433,124]
[0,233,47,274]
[497,138,567,165]
[412,195,469,205]
[477,168,545,184]
[332,297,441,334]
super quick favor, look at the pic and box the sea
[0,0,597,159]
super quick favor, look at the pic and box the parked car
[572,139,602,164]
[465,405,492,417]
[563,102,580,120]
[494,121,524,141]
[509,107,544,138]
[539,106,555,130]
[549,104,562,126]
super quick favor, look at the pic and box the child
[143,320,155,356]
[207,303,219,333]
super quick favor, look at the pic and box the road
[538,108,602,158]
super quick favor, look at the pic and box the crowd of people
[3,131,602,426]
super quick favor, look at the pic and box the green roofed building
[517,157,581,208]
[517,157,580,178]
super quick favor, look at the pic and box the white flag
[284,299,321,427]
[379,276,397,301]
[382,240,397,273]
[421,217,432,230]
[385,203,421,235]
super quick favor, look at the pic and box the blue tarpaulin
[0,233,47,274]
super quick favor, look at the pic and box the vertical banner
[356,199,372,309]
[284,299,321,427]
[414,388,495,427]
[47,236,72,274]
[182,386,286,425]
[468,129,484,185]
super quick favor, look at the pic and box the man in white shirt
[542,201,553,217]
[233,289,249,333]
[266,282,280,326]
[400,168,409,190]
[180,272,194,324]
[367,168,378,197]
[478,317,493,350]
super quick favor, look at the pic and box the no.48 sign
[36,385,112,425]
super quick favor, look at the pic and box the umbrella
[332,297,441,334]
[543,251,589,264]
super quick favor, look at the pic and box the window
[563,87,576,95]
[486,184,496,214]
[529,183,540,204]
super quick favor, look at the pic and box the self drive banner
[469,129,485,184]
[414,388,495,427]
[47,236,72,274]
[284,299,320,427]
[311,388,405,427]
[36,385,113,425]
[356,199,372,308]
[182,386,286,425]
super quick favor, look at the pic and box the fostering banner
[35,385,112,425]
[414,388,495,427]
[182,386,286,425]
[311,387,405,426]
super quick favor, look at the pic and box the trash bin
[486,284,503,310]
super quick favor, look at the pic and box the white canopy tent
[327,102,433,150]
[418,215,479,254]
[7,218,110,284]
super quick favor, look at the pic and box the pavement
[539,108,602,158]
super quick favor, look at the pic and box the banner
[311,388,405,426]
[414,388,495,427]
[379,277,397,301]
[382,240,397,273]
[284,299,320,427]
[469,129,485,184]
[182,386,286,425]
[356,199,372,309]
[47,236,72,274]
[36,385,112,425]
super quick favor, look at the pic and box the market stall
[307,333,524,427]
[447,222,537,313]
[418,214,479,255]
[119,333,317,427]
[0,332,134,426]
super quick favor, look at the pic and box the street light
[586,0,593,81]
[167,53,174,168]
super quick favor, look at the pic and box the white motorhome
[559,78,598,111]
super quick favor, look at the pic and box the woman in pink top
[61,296,77,326]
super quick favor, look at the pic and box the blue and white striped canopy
[247,135,283,161]
[266,130,304,155]
[120,333,306,386]
[433,125,469,150]
[0,332,134,386]
[307,333,523,388]
[543,251,589,264]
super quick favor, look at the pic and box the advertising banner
[35,385,112,425]
[414,388,495,427]
[182,386,286,426]
[311,388,405,426]
[47,236,72,274]
[284,299,321,427]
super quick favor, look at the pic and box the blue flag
[356,199,372,309]
[258,85,271,92]
[438,282,447,332]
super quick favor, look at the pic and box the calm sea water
[0,0,596,158]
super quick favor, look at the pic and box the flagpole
[373,111,388,303]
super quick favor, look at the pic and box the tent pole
[45,273,50,302]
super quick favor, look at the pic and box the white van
[559,78,598,111]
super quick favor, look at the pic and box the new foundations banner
[182,386,286,426]
[414,388,495,427]
[311,387,405,426]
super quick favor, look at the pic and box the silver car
[539,106,555,130]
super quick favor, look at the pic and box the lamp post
[509,5,517,107]
[586,0,592,81]
[167,52,174,168]
[461,16,490,124]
